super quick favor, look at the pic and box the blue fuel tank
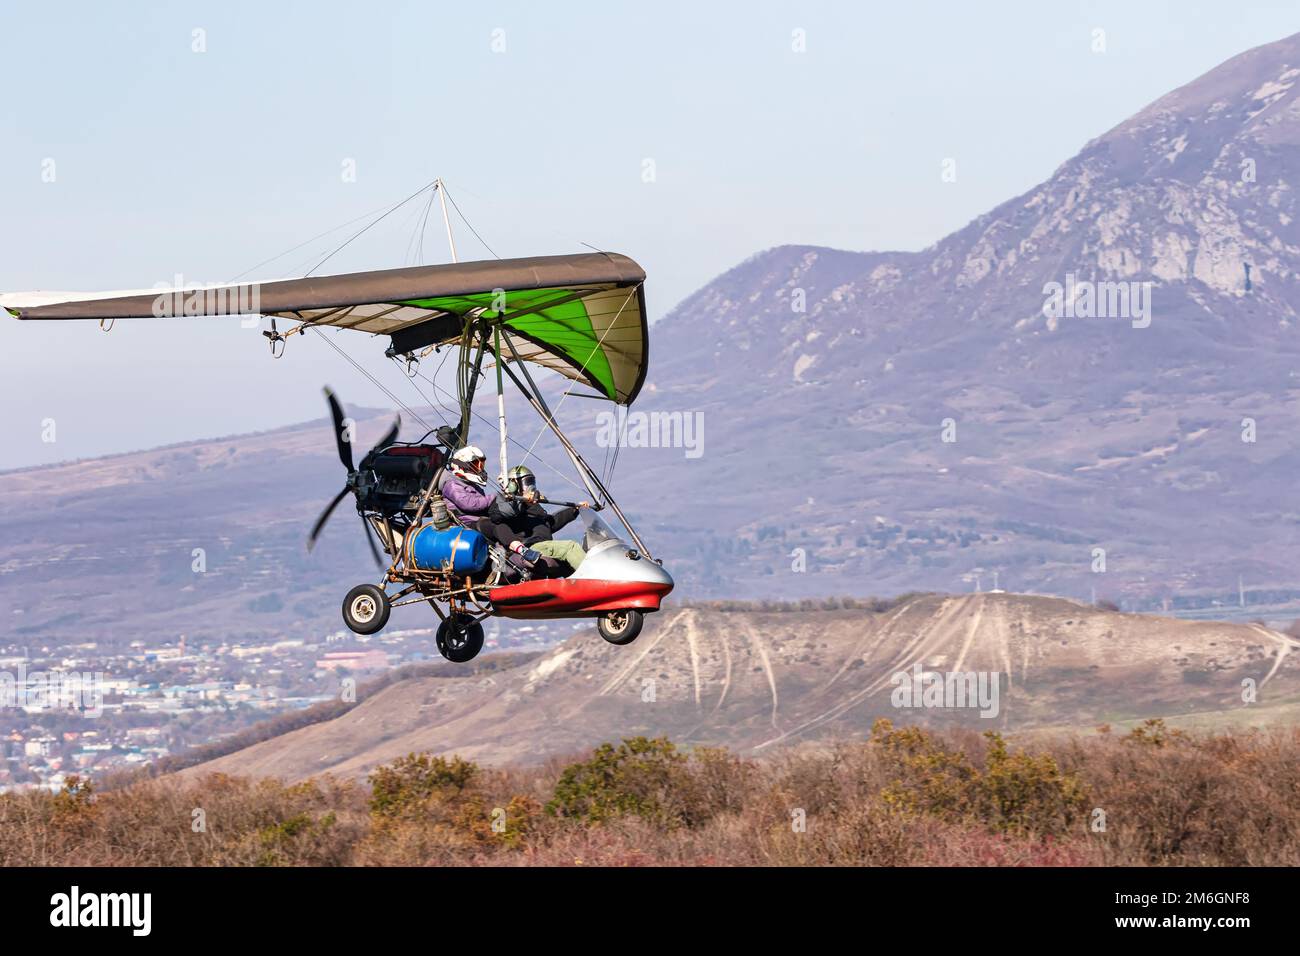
[407,525,489,574]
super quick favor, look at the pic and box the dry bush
[0,773,365,866]
[867,719,1089,838]
[547,737,686,825]
[355,755,554,865]
[1059,720,1300,865]
[5,722,1299,866]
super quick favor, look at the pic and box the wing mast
[435,178,458,264]
[434,177,508,484]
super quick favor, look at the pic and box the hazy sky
[2,1,1297,469]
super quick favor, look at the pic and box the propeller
[370,415,401,458]
[361,515,385,567]
[308,387,401,569]
[308,487,350,549]
[324,387,354,471]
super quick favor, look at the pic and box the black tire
[437,614,485,663]
[342,584,391,635]
[597,609,644,645]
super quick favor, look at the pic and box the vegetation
[4,721,1298,865]
[548,737,685,824]
[870,719,1088,838]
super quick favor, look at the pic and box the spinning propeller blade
[323,386,354,472]
[357,414,399,569]
[367,414,401,460]
[309,391,401,567]
[361,515,385,569]
[308,485,351,551]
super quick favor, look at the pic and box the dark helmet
[505,465,537,496]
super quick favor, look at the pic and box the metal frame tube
[499,360,653,560]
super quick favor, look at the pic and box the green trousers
[531,539,586,572]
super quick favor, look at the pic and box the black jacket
[491,498,578,543]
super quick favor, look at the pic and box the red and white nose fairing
[488,512,673,619]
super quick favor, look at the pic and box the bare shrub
[5,725,1298,866]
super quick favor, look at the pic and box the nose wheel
[597,609,644,645]
[342,583,392,635]
[437,613,485,663]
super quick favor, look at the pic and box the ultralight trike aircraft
[2,185,673,662]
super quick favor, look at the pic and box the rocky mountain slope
[602,32,1300,606]
[6,34,1300,654]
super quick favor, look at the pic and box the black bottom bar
[4,866,1285,942]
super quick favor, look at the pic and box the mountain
[182,593,1300,780]
[597,32,1300,606]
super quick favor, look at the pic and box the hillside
[0,409,414,649]
[183,592,1300,781]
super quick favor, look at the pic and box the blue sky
[2,0,1297,468]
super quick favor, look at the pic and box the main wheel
[597,609,644,645]
[342,584,391,635]
[436,614,485,663]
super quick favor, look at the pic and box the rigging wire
[404,186,439,266]
[317,326,585,492]
[304,179,439,278]
[433,183,606,495]
[440,182,501,259]
[599,389,629,485]
[417,186,437,264]
[603,408,626,486]
[397,197,428,266]
[395,355,589,496]
[385,353,456,423]
[440,179,608,256]
[600,400,616,482]
[315,319,587,494]
[309,325,579,489]
[282,192,431,278]
[310,327,435,433]
[225,198,414,284]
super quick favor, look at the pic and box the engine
[357,444,445,517]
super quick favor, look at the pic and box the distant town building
[315,650,390,672]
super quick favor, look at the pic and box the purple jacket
[442,474,496,528]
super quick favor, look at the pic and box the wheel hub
[351,596,376,622]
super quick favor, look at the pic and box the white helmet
[449,445,487,484]
[451,445,485,464]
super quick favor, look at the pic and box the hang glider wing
[1,252,649,404]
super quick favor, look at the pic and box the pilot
[443,446,548,570]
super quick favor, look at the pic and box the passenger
[442,446,548,570]
[497,465,589,575]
